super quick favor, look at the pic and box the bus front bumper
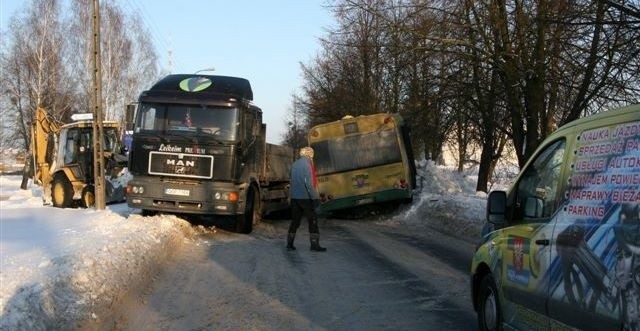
[318,188,413,214]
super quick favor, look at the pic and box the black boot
[310,234,326,252]
[286,233,296,251]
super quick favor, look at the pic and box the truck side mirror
[487,190,507,225]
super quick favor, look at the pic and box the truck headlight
[213,191,239,201]
[128,185,144,194]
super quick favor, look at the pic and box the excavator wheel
[80,185,95,208]
[52,173,73,208]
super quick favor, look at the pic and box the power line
[122,0,185,73]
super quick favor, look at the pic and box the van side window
[515,139,566,220]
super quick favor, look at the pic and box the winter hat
[299,147,314,159]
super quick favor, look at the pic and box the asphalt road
[97,216,478,331]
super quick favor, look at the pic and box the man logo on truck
[166,159,195,167]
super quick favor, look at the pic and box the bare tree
[477,0,640,166]
[0,0,160,190]
[124,13,159,103]
[1,0,72,149]
[68,0,157,122]
[290,0,640,191]
[281,93,309,150]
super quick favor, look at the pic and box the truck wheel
[141,209,157,216]
[236,187,260,234]
[52,174,73,208]
[477,273,502,331]
[80,185,95,208]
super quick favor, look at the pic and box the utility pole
[91,0,106,209]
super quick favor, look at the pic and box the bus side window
[514,139,566,221]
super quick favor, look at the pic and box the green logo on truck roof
[179,77,212,92]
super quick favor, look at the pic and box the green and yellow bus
[308,113,416,216]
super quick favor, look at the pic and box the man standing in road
[287,146,326,252]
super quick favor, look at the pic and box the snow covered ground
[0,161,512,329]
[0,176,197,330]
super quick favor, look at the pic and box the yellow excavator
[31,107,131,208]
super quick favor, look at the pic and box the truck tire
[141,209,158,217]
[80,185,95,208]
[236,187,260,234]
[52,174,73,208]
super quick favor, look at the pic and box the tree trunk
[20,153,33,190]
[476,138,494,193]
[488,135,507,185]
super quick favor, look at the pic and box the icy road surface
[87,218,477,330]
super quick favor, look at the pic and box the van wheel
[80,185,95,208]
[236,187,260,234]
[52,174,73,208]
[477,273,502,331]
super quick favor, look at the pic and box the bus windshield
[311,128,402,175]
[134,103,238,141]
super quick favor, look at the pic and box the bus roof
[309,113,404,142]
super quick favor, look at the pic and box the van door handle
[535,239,550,246]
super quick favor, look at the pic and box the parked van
[471,104,639,330]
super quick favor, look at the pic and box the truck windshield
[134,103,238,141]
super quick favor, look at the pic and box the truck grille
[148,151,214,179]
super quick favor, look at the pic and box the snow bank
[388,160,512,242]
[0,176,195,330]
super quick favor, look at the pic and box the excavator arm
[31,107,62,202]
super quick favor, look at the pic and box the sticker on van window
[551,120,640,327]
[567,121,640,220]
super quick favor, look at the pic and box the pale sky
[0,0,334,143]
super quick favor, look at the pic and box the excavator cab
[61,127,93,181]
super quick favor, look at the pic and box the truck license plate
[165,188,190,196]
